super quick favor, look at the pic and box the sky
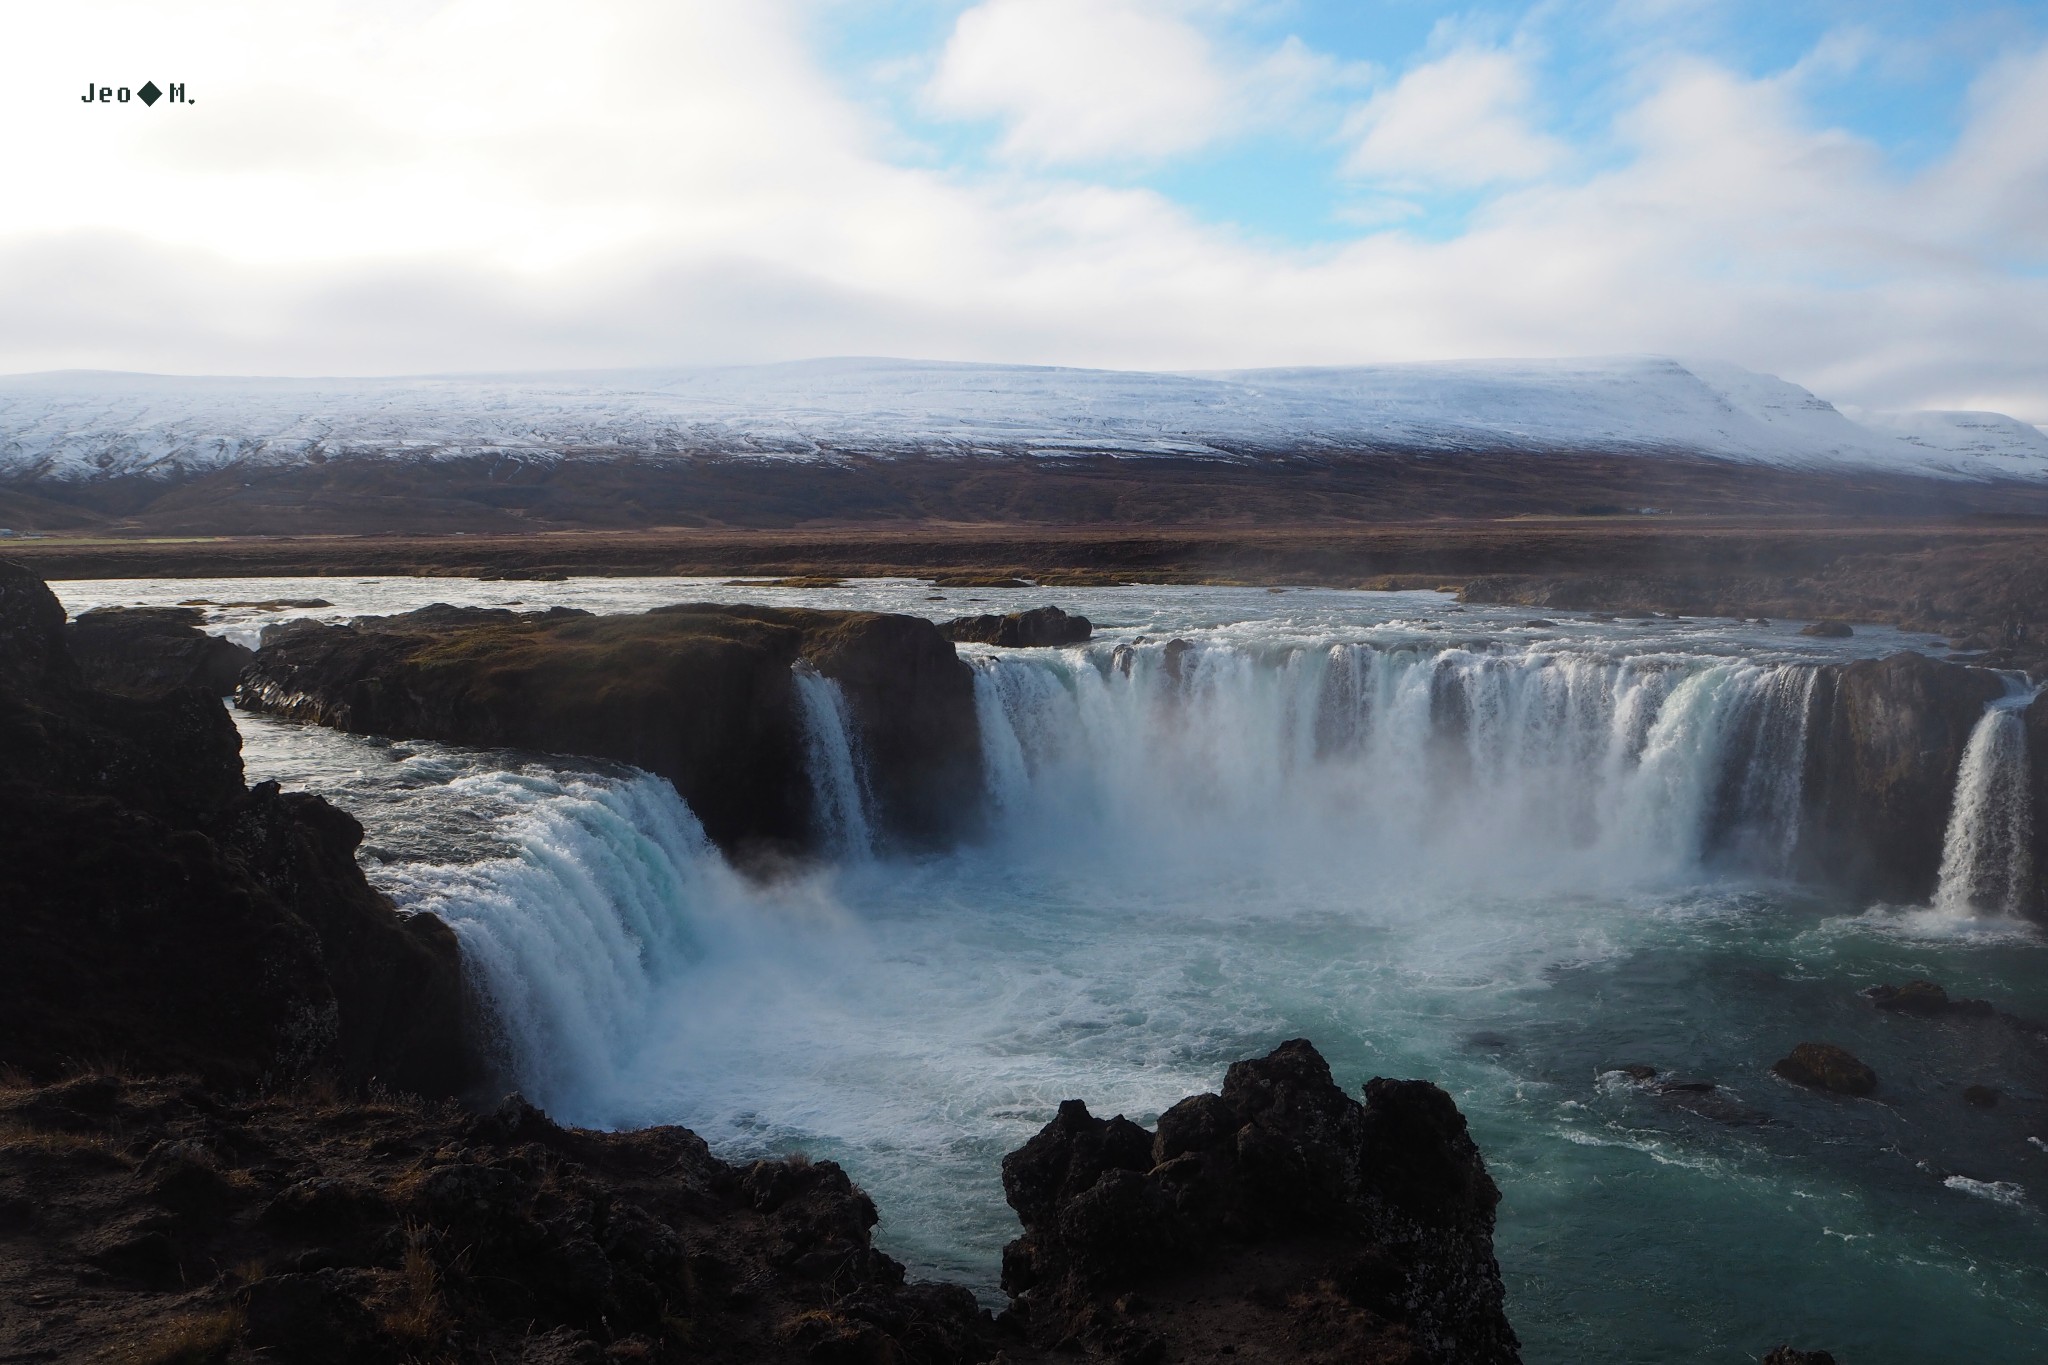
[2,0,2045,419]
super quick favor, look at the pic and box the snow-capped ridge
[1,357,2043,483]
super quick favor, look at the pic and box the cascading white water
[1933,700,2036,917]
[794,664,874,857]
[368,767,747,1115]
[970,641,1819,886]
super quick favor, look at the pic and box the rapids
[57,577,2048,1364]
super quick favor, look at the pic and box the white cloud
[1341,47,1565,188]
[923,0,1347,165]
[0,2,2043,422]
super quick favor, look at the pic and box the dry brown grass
[379,1224,450,1346]
[109,1307,243,1364]
[0,1122,133,1167]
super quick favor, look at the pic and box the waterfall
[969,640,1821,884]
[794,663,875,857]
[368,767,742,1115]
[1933,700,2036,917]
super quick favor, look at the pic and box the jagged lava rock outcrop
[0,560,472,1095]
[1799,652,2005,903]
[943,604,1092,648]
[239,603,983,857]
[0,1080,1000,1364]
[66,604,254,697]
[999,1039,1519,1365]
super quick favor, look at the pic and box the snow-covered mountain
[2,356,2044,482]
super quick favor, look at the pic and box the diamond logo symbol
[138,81,161,106]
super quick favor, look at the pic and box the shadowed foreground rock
[999,1040,1520,1365]
[238,603,983,858]
[65,605,255,697]
[0,561,473,1095]
[0,1080,999,1365]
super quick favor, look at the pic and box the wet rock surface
[1604,1067,1772,1126]
[0,560,473,1095]
[942,604,1092,648]
[66,604,255,697]
[238,602,984,857]
[1864,980,1994,1018]
[999,1040,1520,1365]
[1761,1347,1838,1365]
[1772,1043,1878,1097]
[1799,652,2005,903]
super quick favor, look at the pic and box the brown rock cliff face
[1799,653,2006,904]
[0,559,474,1096]
[238,603,984,858]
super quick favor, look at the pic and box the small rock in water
[1773,1042,1877,1096]
[1963,1085,2001,1108]
[1762,1347,1837,1365]
[942,605,1091,648]
[1863,980,1994,1017]
[1799,619,1854,638]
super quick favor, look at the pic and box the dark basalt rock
[1604,1068,1770,1126]
[1772,1043,1877,1096]
[1799,652,2006,903]
[942,604,1092,648]
[1963,1084,2000,1108]
[239,602,983,857]
[1160,637,1198,686]
[0,560,475,1094]
[0,1078,1002,1364]
[1762,1348,1837,1365]
[1799,620,1854,638]
[1000,1039,1520,1365]
[66,604,254,697]
[1864,980,1995,1017]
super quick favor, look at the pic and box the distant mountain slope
[3,356,2045,483]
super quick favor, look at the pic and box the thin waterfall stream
[1935,693,2039,917]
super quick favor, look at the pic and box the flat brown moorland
[8,516,2047,657]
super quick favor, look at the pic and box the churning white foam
[366,765,849,1117]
